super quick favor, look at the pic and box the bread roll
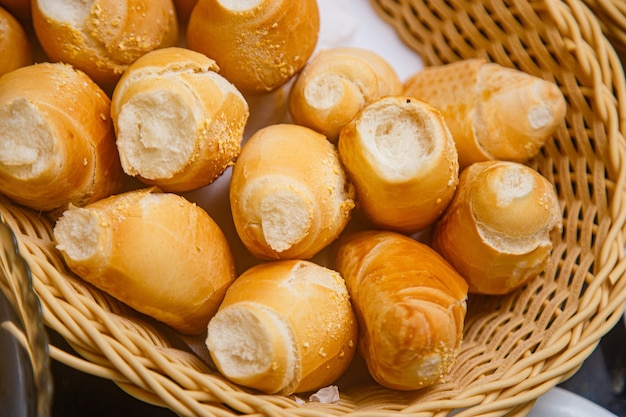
[32,0,178,90]
[334,230,468,391]
[338,95,459,233]
[0,62,123,212]
[0,6,32,76]
[288,47,403,142]
[432,160,562,295]
[111,47,249,193]
[230,123,355,260]
[53,187,236,335]
[186,0,319,94]
[404,59,567,168]
[206,259,357,395]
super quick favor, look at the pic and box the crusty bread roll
[31,0,178,90]
[53,187,236,335]
[0,6,32,76]
[338,95,459,233]
[110,47,249,193]
[432,160,562,295]
[230,124,355,260]
[334,230,468,391]
[404,59,567,168]
[0,62,123,212]
[288,47,403,142]
[206,259,357,395]
[186,0,319,94]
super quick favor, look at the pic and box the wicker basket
[2,0,626,416]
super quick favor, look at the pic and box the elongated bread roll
[404,59,566,168]
[288,47,403,142]
[110,47,249,193]
[186,0,319,94]
[0,6,32,76]
[32,0,178,90]
[53,187,236,334]
[0,62,123,212]
[338,96,459,233]
[206,259,357,395]
[335,230,468,391]
[230,123,355,260]
[432,160,562,295]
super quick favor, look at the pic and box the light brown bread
[186,0,319,94]
[334,230,468,391]
[338,95,459,233]
[432,160,562,295]
[111,47,249,193]
[53,187,236,335]
[230,123,355,260]
[0,6,32,76]
[288,47,403,142]
[0,62,123,212]
[206,259,357,395]
[404,59,566,168]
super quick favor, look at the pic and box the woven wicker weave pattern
[2,0,626,416]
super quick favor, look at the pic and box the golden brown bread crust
[432,160,562,295]
[31,0,178,90]
[53,187,237,334]
[334,230,468,391]
[0,62,123,212]
[186,0,319,94]
[0,6,32,76]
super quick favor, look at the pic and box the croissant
[334,230,468,390]
[404,59,566,168]
[289,47,403,142]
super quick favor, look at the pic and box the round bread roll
[289,47,403,142]
[53,187,236,335]
[111,47,249,193]
[404,59,567,168]
[334,230,468,391]
[338,95,459,233]
[206,259,357,395]
[230,123,355,260]
[432,160,562,295]
[0,62,123,212]
[31,0,178,90]
[0,6,32,76]
[186,0,319,94]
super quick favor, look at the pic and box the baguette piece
[335,230,468,390]
[230,124,355,260]
[186,0,319,94]
[338,96,459,233]
[288,47,403,142]
[32,0,178,90]
[206,259,357,395]
[0,6,32,76]
[53,187,236,334]
[110,47,249,192]
[432,160,562,295]
[0,62,123,212]
[404,59,566,168]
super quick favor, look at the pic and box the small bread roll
[0,62,123,212]
[32,0,178,90]
[110,47,249,193]
[338,96,459,233]
[335,230,468,391]
[230,124,355,260]
[53,187,236,335]
[288,47,403,142]
[0,6,32,76]
[432,160,562,295]
[187,0,319,94]
[206,259,357,395]
[404,59,567,168]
